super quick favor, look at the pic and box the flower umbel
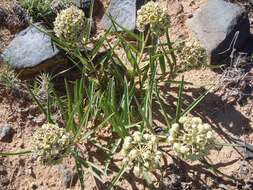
[136,2,170,36]
[122,131,162,177]
[175,38,207,70]
[168,116,215,161]
[31,123,74,165]
[54,6,86,43]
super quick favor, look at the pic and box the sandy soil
[1,0,253,190]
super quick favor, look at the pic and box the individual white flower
[129,149,138,160]
[173,143,181,152]
[124,136,133,144]
[150,134,158,144]
[143,161,150,169]
[133,166,141,177]
[123,136,133,150]
[143,133,151,140]
[206,131,213,139]
[180,146,190,155]
[203,123,211,131]
[133,131,142,142]
[179,116,187,124]
[167,135,175,144]
[192,117,202,125]
[154,151,162,164]
[143,150,151,160]
[169,123,180,136]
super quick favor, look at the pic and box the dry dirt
[1,0,253,190]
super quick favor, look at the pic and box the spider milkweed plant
[0,1,230,189]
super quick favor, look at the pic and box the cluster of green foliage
[19,0,54,22]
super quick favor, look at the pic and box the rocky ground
[1,0,253,190]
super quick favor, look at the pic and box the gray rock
[101,0,137,31]
[187,0,250,65]
[2,24,65,76]
[0,123,14,142]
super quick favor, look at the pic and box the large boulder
[101,0,148,31]
[2,24,66,76]
[187,0,250,65]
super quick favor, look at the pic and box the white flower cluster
[175,38,207,69]
[31,123,73,165]
[122,131,162,177]
[136,2,170,36]
[168,117,215,161]
[54,6,85,43]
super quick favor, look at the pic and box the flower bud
[133,131,142,142]
[129,149,138,160]
[206,131,213,139]
[143,133,150,140]
[167,135,175,144]
[133,166,142,177]
[192,117,202,125]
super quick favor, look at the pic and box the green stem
[138,29,151,89]
[160,40,174,78]
[214,142,243,147]
[166,31,177,68]
[0,150,32,156]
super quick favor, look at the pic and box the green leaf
[180,87,211,117]
[159,54,166,74]
[0,150,31,156]
[73,152,86,190]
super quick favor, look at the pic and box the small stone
[187,0,250,65]
[30,182,38,190]
[0,123,14,142]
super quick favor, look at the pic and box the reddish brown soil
[1,0,253,190]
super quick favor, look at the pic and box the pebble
[0,123,14,142]
[30,182,38,190]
